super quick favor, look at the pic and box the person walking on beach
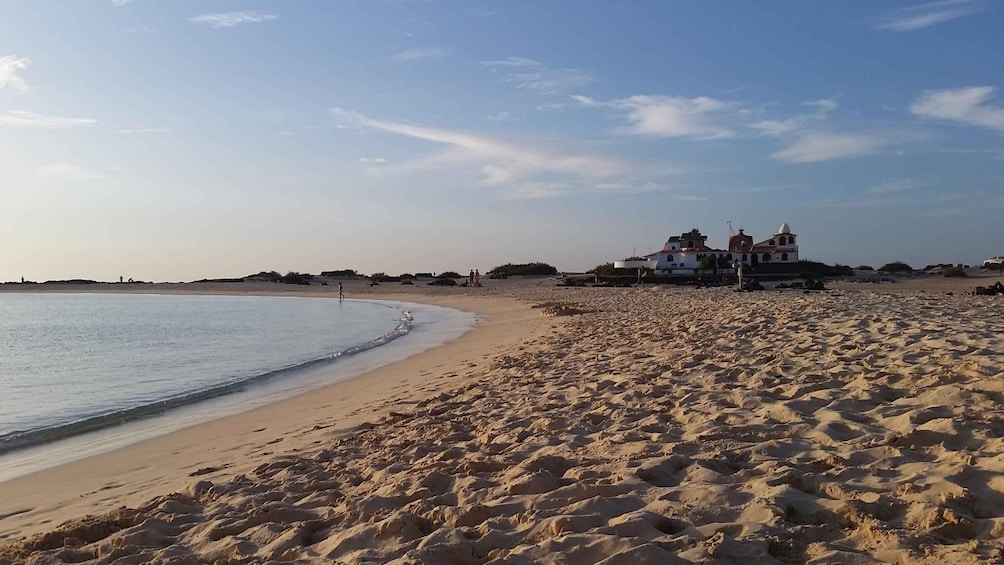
[474,269,480,287]
[469,269,475,287]
[338,282,344,301]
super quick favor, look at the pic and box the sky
[1,0,1002,282]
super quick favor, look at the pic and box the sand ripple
[2,287,1003,564]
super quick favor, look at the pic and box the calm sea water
[0,293,412,455]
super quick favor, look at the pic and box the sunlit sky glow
[1,1,1002,281]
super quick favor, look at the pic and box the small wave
[0,307,414,456]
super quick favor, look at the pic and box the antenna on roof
[727,220,735,237]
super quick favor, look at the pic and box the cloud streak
[480,58,593,95]
[873,0,984,31]
[190,11,278,29]
[387,47,446,62]
[0,55,31,93]
[910,86,1004,132]
[331,108,679,198]
[0,110,97,129]
[771,133,885,163]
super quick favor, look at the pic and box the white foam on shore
[0,299,477,482]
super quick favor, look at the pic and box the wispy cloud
[0,55,31,93]
[487,111,516,122]
[36,163,104,181]
[480,58,593,95]
[873,0,985,32]
[190,11,278,29]
[111,0,133,6]
[572,94,740,139]
[358,157,388,164]
[331,108,679,198]
[0,110,96,129]
[748,97,838,137]
[771,133,885,163]
[910,86,1004,132]
[609,95,738,139]
[870,178,919,194]
[386,47,446,62]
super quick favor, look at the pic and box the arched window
[779,236,786,245]
[666,255,673,263]
[762,253,771,262]
[671,246,676,250]
[726,254,733,261]
[687,240,694,248]
[742,253,747,261]
[789,236,795,243]
[769,239,775,246]
[781,253,788,261]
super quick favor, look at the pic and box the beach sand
[1,277,1003,564]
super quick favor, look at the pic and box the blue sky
[1,0,1002,281]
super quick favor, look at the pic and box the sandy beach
[1,276,1004,564]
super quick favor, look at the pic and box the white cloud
[387,47,446,62]
[190,11,278,28]
[36,163,104,181]
[0,110,97,129]
[487,111,516,122]
[870,179,919,194]
[910,86,1004,132]
[608,95,737,139]
[331,108,679,198]
[358,157,388,164]
[748,118,804,137]
[0,55,31,93]
[874,0,984,31]
[771,133,884,163]
[748,97,838,137]
[480,58,593,95]
[111,0,133,6]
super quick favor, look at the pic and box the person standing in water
[338,282,344,301]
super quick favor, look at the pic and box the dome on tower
[778,223,791,234]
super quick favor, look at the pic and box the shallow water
[0,293,408,453]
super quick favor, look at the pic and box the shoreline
[0,284,547,540]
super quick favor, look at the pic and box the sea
[0,293,475,480]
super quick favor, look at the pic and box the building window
[789,236,795,243]
[762,253,771,262]
[779,236,786,245]
[769,239,775,246]
[742,253,747,261]
[726,254,733,261]
[687,240,694,248]
[666,255,673,262]
[781,253,788,261]
[671,246,676,250]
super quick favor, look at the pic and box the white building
[613,224,799,274]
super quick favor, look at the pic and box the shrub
[437,271,462,279]
[488,263,559,277]
[280,272,313,285]
[878,261,914,273]
[856,265,874,271]
[246,270,283,282]
[414,272,433,278]
[320,269,358,278]
[796,260,854,277]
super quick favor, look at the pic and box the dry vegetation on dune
[3,287,1004,564]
